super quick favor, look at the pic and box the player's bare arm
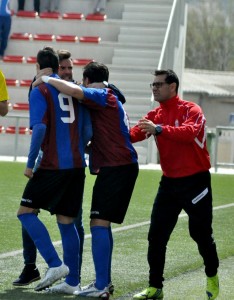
[33,76,85,100]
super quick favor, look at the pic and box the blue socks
[91,226,111,290]
[18,213,62,268]
[58,222,80,286]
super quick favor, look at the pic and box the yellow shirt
[0,70,9,101]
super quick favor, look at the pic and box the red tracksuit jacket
[130,95,211,178]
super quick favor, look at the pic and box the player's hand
[36,68,53,79]
[33,68,53,87]
[32,77,43,88]
[24,167,33,179]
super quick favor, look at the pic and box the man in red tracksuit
[131,69,219,300]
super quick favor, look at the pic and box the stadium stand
[0,0,187,162]
[16,10,38,18]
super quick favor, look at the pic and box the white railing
[147,0,187,164]
[0,114,30,161]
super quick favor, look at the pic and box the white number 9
[58,93,75,123]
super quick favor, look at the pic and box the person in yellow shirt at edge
[0,70,9,116]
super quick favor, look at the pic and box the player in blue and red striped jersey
[16,47,92,294]
[39,61,139,298]
[13,50,88,289]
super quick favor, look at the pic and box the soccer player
[130,69,219,300]
[0,70,9,116]
[13,49,87,287]
[38,61,139,298]
[16,47,92,294]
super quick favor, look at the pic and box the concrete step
[5,40,115,64]
[115,81,150,90]
[5,38,158,60]
[123,96,152,106]
[112,56,158,67]
[124,4,172,14]
[118,27,165,44]
[118,89,152,98]
[119,26,166,36]
[10,0,173,19]
[2,62,153,84]
[122,11,170,22]
[118,35,164,44]
[109,71,152,82]
[113,48,160,59]
[124,104,151,117]
[11,17,121,41]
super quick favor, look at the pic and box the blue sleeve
[27,124,46,169]
[29,87,47,129]
[81,87,108,107]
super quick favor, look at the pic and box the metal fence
[1,113,234,174]
[213,126,234,172]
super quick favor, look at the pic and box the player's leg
[184,171,219,300]
[46,168,85,294]
[74,206,85,282]
[49,216,81,294]
[17,210,68,291]
[12,225,40,286]
[134,176,182,299]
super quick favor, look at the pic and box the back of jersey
[29,82,87,169]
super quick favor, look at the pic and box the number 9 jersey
[29,74,92,170]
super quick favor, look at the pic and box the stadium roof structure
[183,69,234,97]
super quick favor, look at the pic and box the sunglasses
[150,82,169,89]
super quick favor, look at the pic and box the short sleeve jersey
[81,87,138,170]
[29,75,91,169]
[0,71,9,101]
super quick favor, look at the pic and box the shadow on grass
[0,287,110,300]
[0,287,134,300]
[0,288,129,300]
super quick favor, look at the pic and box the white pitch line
[1,203,234,259]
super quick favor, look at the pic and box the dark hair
[37,46,59,73]
[154,69,179,93]
[57,49,72,62]
[83,62,109,83]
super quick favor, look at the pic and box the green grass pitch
[0,161,233,299]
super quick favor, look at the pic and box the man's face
[58,58,73,82]
[151,74,175,103]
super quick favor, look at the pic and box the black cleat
[13,264,41,286]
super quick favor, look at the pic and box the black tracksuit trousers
[148,171,219,288]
